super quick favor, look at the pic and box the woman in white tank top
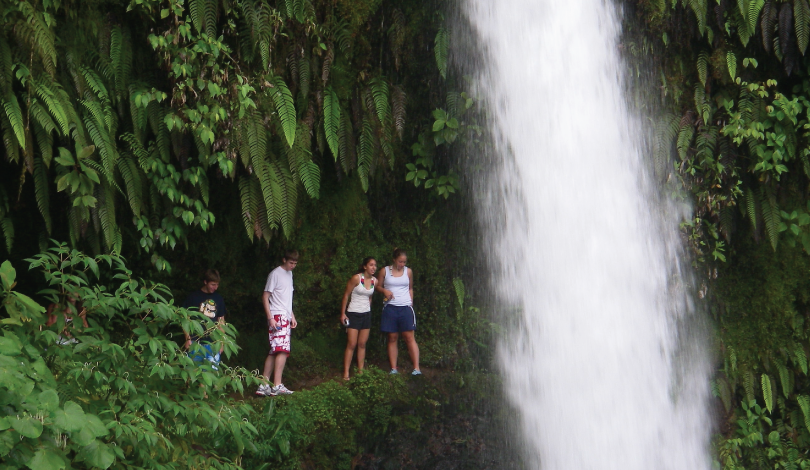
[340,257,377,380]
[375,248,421,375]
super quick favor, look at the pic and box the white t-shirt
[264,266,294,314]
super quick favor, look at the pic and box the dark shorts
[380,305,416,333]
[346,311,371,330]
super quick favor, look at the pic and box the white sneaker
[272,383,293,395]
[255,384,273,396]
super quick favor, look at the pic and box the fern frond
[14,1,57,76]
[726,51,737,80]
[0,111,20,164]
[388,9,406,70]
[338,107,355,174]
[744,369,756,402]
[238,176,256,241]
[748,0,765,37]
[777,361,792,398]
[762,373,774,413]
[794,344,808,374]
[2,91,26,149]
[780,3,795,59]
[32,120,53,168]
[759,185,779,250]
[358,117,373,192]
[299,56,310,100]
[697,51,709,86]
[797,395,810,433]
[324,87,340,161]
[391,85,406,140]
[676,122,694,160]
[434,27,448,79]
[744,187,758,230]
[33,155,52,234]
[370,78,392,126]
[33,78,69,135]
[333,18,352,55]
[796,0,810,54]
[0,188,14,252]
[287,122,319,198]
[269,76,297,147]
[97,183,118,251]
[762,2,777,53]
[190,0,205,35]
[118,155,143,217]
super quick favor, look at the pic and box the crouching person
[182,269,227,370]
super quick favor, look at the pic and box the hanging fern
[370,78,392,127]
[323,87,340,161]
[796,0,810,54]
[338,107,355,174]
[391,85,406,140]
[759,185,780,250]
[798,395,810,433]
[762,2,777,53]
[777,361,792,398]
[744,369,756,402]
[33,155,52,234]
[117,155,143,217]
[697,51,709,86]
[269,76,297,147]
[726,51,737,80]
[794,344,808,374]
[762,373,774,413]
[358,117,374,192]
[748,0,765,38]
[287,122,320,198]
[0,188,14,253]
[3,91,26,150]
[434,27,448,79]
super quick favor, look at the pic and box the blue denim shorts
[380,305,416,333]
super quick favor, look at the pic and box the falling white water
[463,0,713,468]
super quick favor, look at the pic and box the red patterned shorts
[268,312,291,355]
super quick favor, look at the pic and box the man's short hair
[282,250,299,262]
[202,269,221,283]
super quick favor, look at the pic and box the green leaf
[269,76,296,147]
[27,448,66,470]
[434,27,448,79]
[726,51,737,80]
[11,416,43,439]
[53,401,85,432]
[0,260,15,290]
[762,373,774,413]
[323,87,340,161]
[80,440,115,469]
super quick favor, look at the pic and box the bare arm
[375,268,393,300]
[262,291,277,329]
[341,275,359,323]
[408,268,414,303]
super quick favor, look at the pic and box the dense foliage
[634,0,810,467]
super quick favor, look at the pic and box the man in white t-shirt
[256,250,299,397]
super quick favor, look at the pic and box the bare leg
[401,330,420,371]
[343,328,359,379]
[356,329,370,372]
[387,332,399,370]
[262,353,275,381]
[272,353,289,386]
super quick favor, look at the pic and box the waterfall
[462,0,713,468]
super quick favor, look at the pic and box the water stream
[463,0,713,468]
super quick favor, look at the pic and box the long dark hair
[356,257,376,274]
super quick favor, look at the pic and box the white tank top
[347,275,374,313]
[384,266,411,306]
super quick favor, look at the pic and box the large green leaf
[269,76,296,147]
[323,87,340,161]
[27,448,66,470]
